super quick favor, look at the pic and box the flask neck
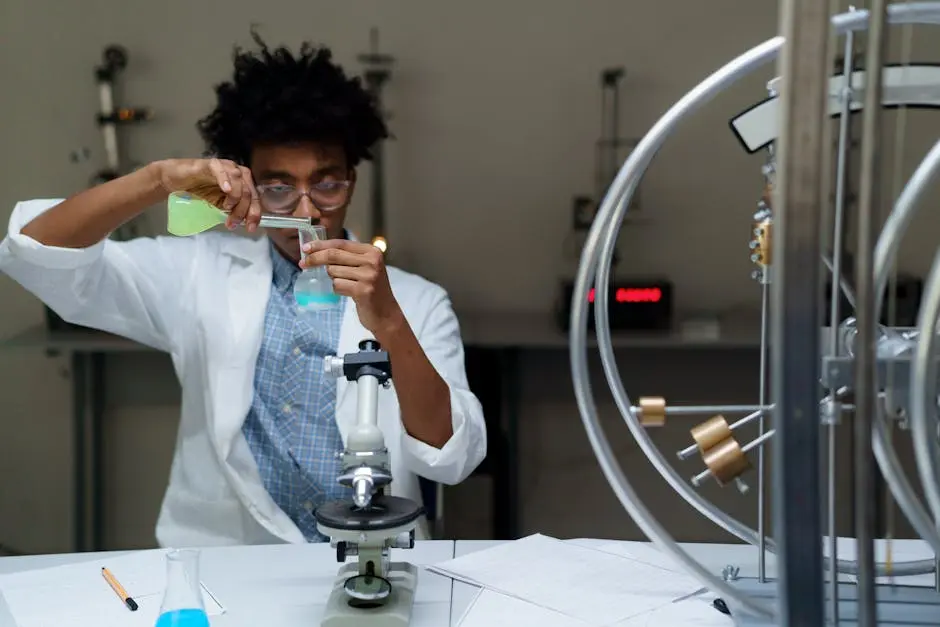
[160,549,205,613]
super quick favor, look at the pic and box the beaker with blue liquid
[295,225,342,311]
[154,549,210,627]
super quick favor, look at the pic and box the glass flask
[295,225,341,311]
[154,549,210,627]
[166,191,227,236]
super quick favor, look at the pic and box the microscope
[315,340,424,627]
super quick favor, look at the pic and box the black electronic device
[555,278,674,332]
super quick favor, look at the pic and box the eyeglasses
[256,181,352,214]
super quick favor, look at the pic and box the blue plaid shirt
[241,242,350,542]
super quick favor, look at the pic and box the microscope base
[320,561,418,627]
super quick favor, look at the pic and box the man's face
[249,142,354,265]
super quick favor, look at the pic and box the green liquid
[166,192,226,236]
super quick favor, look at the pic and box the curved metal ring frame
[569,3,940,619]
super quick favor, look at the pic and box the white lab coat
[0,199,487,547]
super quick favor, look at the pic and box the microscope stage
[315,494,424,532]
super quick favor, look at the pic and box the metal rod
[634,404,768,416]
[71,353,88,552]
[758,281,770,583]
[855,0,889,624]
[743,430,776,454]
[828,22,857,624]
[676,410,764,460]
[772,0,829,622]
[827,408,840,619]
[676,386,852,461]
[823,252,858,310]
[728,412,760,430]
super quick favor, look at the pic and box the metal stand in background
[596,67,640,215]
[93,44,152,240]
[45,45,153,335]
[570,67,640,265]
[358,28,394,258]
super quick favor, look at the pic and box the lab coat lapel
[335,297,372,441]
[213,236,271,458]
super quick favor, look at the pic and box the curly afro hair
[197,31,388,168]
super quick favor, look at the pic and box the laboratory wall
[1,0,938,553]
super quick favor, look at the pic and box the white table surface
[0,541,456,627]
[0,538,935,626]
[450,539,778,625]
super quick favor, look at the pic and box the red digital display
[587,287,663,304]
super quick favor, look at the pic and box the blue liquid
[154,609,210,627]
[295,292,341,307]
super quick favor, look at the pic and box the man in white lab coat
[0,35,487,547]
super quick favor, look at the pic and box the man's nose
[294,194,322,220]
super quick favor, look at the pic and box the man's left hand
[300,240,405,339]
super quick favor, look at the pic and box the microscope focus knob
[359,339,381,352]
[324,355,345,378]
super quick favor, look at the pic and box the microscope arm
[325,340,394,508]
[349,373,385,507]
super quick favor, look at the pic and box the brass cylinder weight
[702,437,751,486]
[637,397,666,427]
[690,415,731,452]
[690,415,751,486]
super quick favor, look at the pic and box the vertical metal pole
[827,22,857,625]
[855,1,888,625]
[71,352,88,552]
[758,282,769,584]
[90,352,106,551]
[772,0,830,624]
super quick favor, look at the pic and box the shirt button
[293,347,302,356]
[282,403,292,414]
[303,501,314,512]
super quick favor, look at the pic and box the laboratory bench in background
[0,310,762,552]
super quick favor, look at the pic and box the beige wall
[1,0,939,553]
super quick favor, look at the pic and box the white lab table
[0,538,936,626]
[0,541,456,627]
[450,539,779,625]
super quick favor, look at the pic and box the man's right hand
[157,158,263,232]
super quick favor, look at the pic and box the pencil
[101,567,139,611]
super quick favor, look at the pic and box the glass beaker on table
[155,549,210,627]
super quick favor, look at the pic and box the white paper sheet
[594,542,683,572]
[457,589,593,627]
[0,549,224,627]
[610,596,734,627]
[428,534,704,625]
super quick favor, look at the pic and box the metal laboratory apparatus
[315,340,423,627]
[569,2,940,626]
